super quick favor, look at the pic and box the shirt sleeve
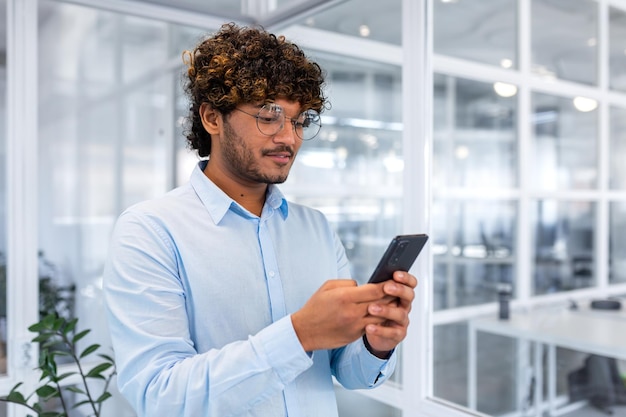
[103,210,313,417]
[330,338,397,389]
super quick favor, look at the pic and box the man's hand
[291,280,388,352]
[363,271,418,357]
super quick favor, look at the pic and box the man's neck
[203,163,267,216]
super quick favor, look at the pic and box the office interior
[2,0,626,416]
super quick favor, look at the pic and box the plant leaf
[52,317,65,331]
[98,353,115,363]
[80,343,100,358]
[72,329,90,344]
[56,371,76,381]
[63,318,78,335]
[65,386,85,395]
[86,363,113,378]
[40,412,63,417]
[95,391,113,403]
[72,399,94,409]
[36,385,58,399]
[4,390,27,405]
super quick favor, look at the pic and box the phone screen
[367,234,428,283]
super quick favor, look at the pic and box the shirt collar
[190,160,289,223]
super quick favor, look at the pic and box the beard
[221,119,295,184]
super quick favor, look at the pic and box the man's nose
[272,119,298,144]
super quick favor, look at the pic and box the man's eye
[297,117,312,128]
[258,114,280,124]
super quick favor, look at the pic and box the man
[103,23,417,417]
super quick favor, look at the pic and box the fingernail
[370,304,382,313]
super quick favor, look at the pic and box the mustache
[261,146,294,157]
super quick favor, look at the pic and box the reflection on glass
[532,0,598,85]
[434,0,517,69]
[294,0,402,45]
[532,200,595,295]
[531,92,598,190]
[609,7,626,92]
[434,74,517,189]
[432,199,516,310]
[434,322,518,415]
[610,202,626,284]
[122,17,169,83]
[610,107,626,189]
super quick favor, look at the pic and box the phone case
[367,234,428,283]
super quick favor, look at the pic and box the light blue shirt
[103,161,396,417]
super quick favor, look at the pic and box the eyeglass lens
[256,104,321,141]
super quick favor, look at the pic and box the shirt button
[269,271,275,277]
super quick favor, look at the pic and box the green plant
[0,314,116,417]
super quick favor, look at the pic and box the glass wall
[432,74,518,311]
[531,93,598,191]
[609,6,626,92]
[532,0,598,85]
[36,1,209,409]
[433,0,517,69]
[0,0,6,377]
[432,0,626,415]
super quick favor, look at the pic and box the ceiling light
[455,145,469,160]
[440,0,458,3]
[493,82,518,98]
[573,96,598,112]
[500,58,513,69]
[359,25,370,37]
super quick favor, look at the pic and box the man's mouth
[263,148,294,163]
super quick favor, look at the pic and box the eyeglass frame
[232,103,322,141]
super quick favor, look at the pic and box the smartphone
[367,234,429,283]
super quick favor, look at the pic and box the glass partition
[610,201,626,284]
[609,6,626,92]
[531,92,598,190]
[300,0,402,45]
[532,199,595,295]
[434,74,518,189]
[434,0,517,69]
[532,0,598,85]
[610,106,626,190]
[432,199,516,310]
[0,0,6,376]
[434,321,519,416]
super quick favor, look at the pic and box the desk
[468,308,626,416]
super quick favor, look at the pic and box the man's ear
[199,103,221,135]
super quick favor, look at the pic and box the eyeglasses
[234,103,322,141]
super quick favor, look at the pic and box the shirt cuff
[252,315,313,385]
[358,337,397,387]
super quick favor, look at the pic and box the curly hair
[182,23,327,157]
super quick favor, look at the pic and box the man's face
[218,99,305,185]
